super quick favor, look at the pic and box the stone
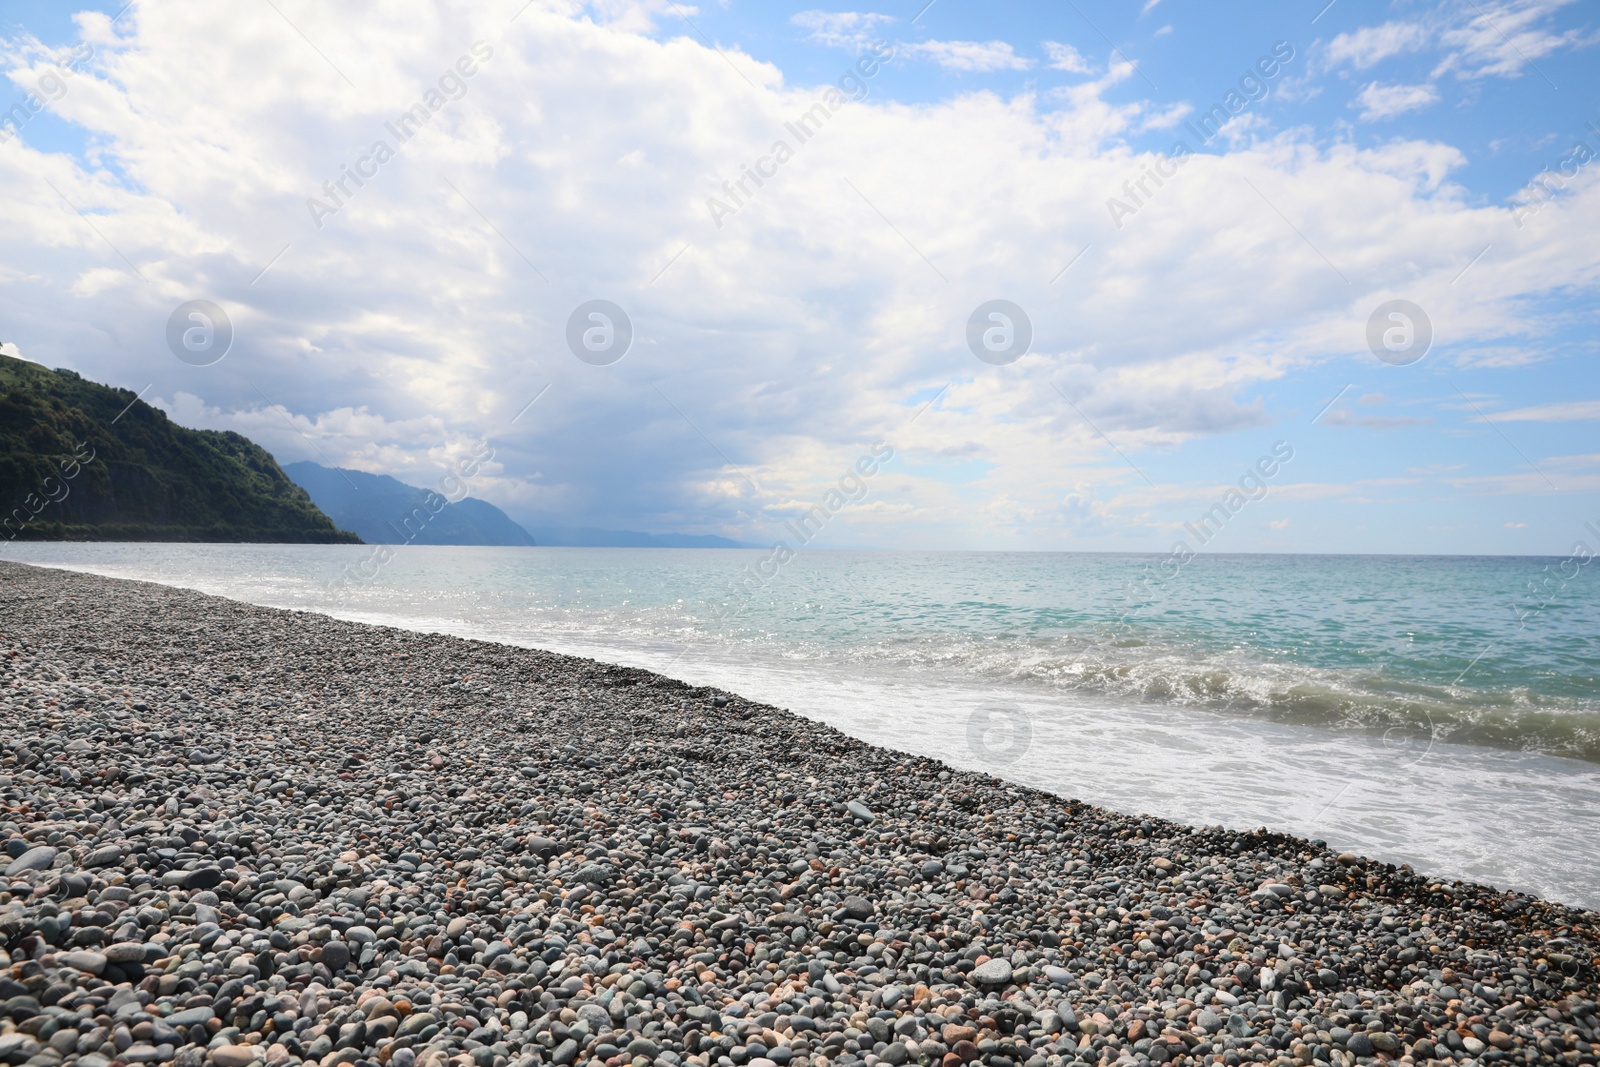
[60,950,107,974]
[185,867,224,891]
[320,940,351,970]
[85,845,123,868]
[624,1037,660,1058]
[104,942,148,964]
[0,1035,36,1059]
[164,1007,216,1028]
[943,1024,977,1045]
[4,845,57,876]
[577,1003,611,1032]
[970,958,1013,986]
[573,863,614,884]
[841,895,874,920]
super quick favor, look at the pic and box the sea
[5,543,1598,909]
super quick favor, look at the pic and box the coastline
[0,561,1595,1067]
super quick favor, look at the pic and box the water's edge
[5,546,1599,911]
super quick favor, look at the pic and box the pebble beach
[1,560,1596,1067]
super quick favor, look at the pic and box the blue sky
[1,0,1597,554]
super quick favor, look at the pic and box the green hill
[0,354,359,543]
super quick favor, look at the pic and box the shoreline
[5,545,1600,914]
[1,560,1596,1067]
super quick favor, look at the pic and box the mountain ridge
[286,460,754,548]
[0,355,358,543]
[284,462,537,547]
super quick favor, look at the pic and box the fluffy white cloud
[1353,80,1440,120]
[1492,400,1600,422]
[1042,41,1093,75]
[790,10,894,51]
[1323,1,1593,82]
[902,40,1032,73]
[1325,21,1429,70]
[1434,0,1593,79]
[2,0,1599,548]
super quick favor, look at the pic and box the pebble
[185,866,224,890]
[320,939,351,970]
[209,1043,261,1066]
[0,560,1594,1067]
[85,843,122,867]
[841,894,874,920]
[104,942,146,964]
[58,949,107,974]
[970,959,1012,985]
[3,843,55,875]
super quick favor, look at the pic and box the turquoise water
[6,543,1600,908]
[474,549,1600,761]
[323,547,1600,763]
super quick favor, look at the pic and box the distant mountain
[526,526,752,548]
[285,462,537,546]
[0,355,358,543]
[286,461,753,548]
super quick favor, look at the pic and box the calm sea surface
[6,544,1598,908]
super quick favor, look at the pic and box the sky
[1,0,1597,554]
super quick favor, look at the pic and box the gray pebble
[970,958,1013,985]
[4,845,56,875]
[320,940,350,970]
[0,560,1592,1067]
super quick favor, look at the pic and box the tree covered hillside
[0,354,358,543]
